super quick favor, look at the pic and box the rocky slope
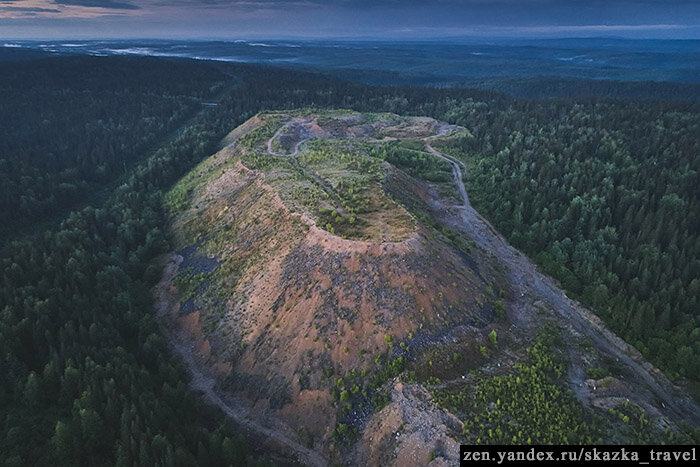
[157,110,700,465]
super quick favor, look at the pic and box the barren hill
[156,110,700,465]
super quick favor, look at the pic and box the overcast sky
[1,0,699,40]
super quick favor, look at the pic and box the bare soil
[154,254,329,467]
[154,112,700,466]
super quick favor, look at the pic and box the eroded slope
[160,110,505,463]
[158,109,700,465]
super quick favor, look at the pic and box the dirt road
[267,118,314,157]
[424,137,700,428]
[265,119,341,199]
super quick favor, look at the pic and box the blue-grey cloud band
[54,0,139,9]
[1,6,61,12]
[0,0,697,39]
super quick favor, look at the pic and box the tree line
[451,97,700,382]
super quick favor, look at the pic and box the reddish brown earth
[157,112,506,463]
[155,111,700,465]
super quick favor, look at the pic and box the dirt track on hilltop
[267,117,315,157]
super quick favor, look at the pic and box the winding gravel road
[424,136,700,428]
[267,118,313,157]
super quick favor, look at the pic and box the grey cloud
[125,0,700,11]
[55,0,140,9]
[1,6,62,11]
[143,0,700,4]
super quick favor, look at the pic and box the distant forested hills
[6,38,700,100]
[302,68,700,100]
[0,47,50,62]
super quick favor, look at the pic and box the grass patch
[373,141,452,182]
[173,266,210,302]
[237,115,281,150]
[432,324,598,445]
